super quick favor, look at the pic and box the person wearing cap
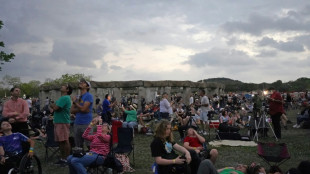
[50,84,73,166]
[71,79,94,149]
[121,103,138,129]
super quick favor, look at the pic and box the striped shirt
[82,125,110,156]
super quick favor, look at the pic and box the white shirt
[189,96,194,105]
[200,95,210,112]
[160,98,171,113]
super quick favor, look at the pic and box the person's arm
[194,130,205,144]
[50,103,60,111]
[173,143,191,164]
[2,102,19,118]
[154,156,186,165]
[82,122,95,141]
[27,138,35,157]
[73,101,91,113]
[16,100,30,121]
[0,146,5,164]
[164,99,171,110]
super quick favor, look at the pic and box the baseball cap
[80,78,91,88]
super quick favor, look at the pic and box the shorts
[54,123,70,142]
[200,111,209,122]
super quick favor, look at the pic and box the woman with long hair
[150,119,193,174]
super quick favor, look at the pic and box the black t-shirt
[95,98,100,105]
[150,137,178,174]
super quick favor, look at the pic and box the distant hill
[201,77,310,92]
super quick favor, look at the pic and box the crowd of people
[0,81,309,174]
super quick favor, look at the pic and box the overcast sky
[0,0,309,84]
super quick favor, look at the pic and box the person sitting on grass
[197,159,249,174]
[67,117,110,174]
[183,127,218,164]
[150,119,193,174]
[0,119,35,173]
[293,103,310,128]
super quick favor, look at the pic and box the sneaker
[293,124,298,128]
[203,131,207,135]
[296,125,301,128]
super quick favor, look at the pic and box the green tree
[0,20,15,71]
[20,80,41,97]
[42,73,91,87]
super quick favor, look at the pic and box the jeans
[297,114,310,125]
[67,152,105,174]
[122,121,138,129]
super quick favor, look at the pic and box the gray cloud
[221,5,310,36]
[51,41,106,68]
[257,37,304,52]
[184,48,255,67]
[256,50,277,57]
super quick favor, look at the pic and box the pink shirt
[2,98,29,122]
[82,125,111,156]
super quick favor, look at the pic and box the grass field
[35,108,310,174]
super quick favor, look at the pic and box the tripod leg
[267,121,278,141]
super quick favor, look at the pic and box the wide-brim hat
[130,103,138,111]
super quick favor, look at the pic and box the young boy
[0,119,35,173]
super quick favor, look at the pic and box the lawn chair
[44,119,60,162]
[257,142,290,167]
[114,127,135,167]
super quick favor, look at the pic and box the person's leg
[128,121,138,129]
[122,122,128,128]
[70,153,101,174]
[271,113,282,139]
[188,149,201,174]
[67,155,77,174]
[197,159,218,174]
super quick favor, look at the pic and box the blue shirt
[75,92,93,125]
[102,99,111,114]
[0,133,28,154]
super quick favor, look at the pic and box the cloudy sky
[0,0,309,84]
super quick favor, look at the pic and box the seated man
[183,127,218,164]
[293,103,310,128]
[0,119,35,173]
[138,104,154,126]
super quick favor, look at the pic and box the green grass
[35,108,310,173]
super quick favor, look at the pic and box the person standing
[50,84,73,166]
[101,94,116,124]
[268,87,284,139]
[159,92,174,120]
[198,89,210,135]
[71,79,93,149]
[2,87,30,136]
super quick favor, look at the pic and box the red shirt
[268,91,284,115]
[183,136,202,147]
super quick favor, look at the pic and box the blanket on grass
[209,140,257,147]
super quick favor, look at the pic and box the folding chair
[44,120,60,162]
[257,142,290,167]
[114,127,135,166]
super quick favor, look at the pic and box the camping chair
[114,127,135,166]
[44,119,60,162]
[257,142,290,167]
